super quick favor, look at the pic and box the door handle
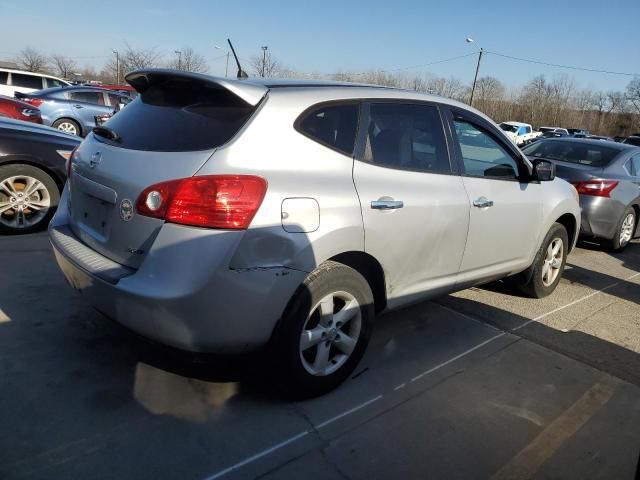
[371,199,404,210]
[473,197,494,208]
[73,104,83,109]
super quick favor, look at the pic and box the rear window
[11,73,43,89]
[97,82,257,151]
[0,72,7,85]
[522,140,620,167]
[296,103,359,155]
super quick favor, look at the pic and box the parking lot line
[489,377,618,480]
[202,269,639,480]
[410,332,506,383]
[513,270,640,332]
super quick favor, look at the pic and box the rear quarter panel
[196,92,364,273]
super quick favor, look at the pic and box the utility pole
[175,50,182,70]
[469,47,483,107]
[112,49,120,85]
[261,46,268,77]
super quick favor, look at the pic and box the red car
[0,95,42,124]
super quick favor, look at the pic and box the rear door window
[363,102,451,173]
[0,71,7,85]
[297,103,359,155]
[69,91,105,105]
[95,82,258,151]
[11,73,44,89]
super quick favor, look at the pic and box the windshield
[499,123,517,133]
[522,140,620,166]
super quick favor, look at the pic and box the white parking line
[410,332,506,383]
[513,271,640,331]
[203,431,310,480]
[202,269,640,479]
[203,395,383,480]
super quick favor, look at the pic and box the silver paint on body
[49,74,581,353]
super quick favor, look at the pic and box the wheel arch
[555,212,578,252]
[329,251,387,313]
[0,157,65,193]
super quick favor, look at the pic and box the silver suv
[50,70,580,396]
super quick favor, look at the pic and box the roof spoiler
[125,69,268,106]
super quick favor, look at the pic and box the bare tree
[166,47,208,73]
[49,54,77,80]
[15,47,49,73]
[103,42,162,83]
[626,78,640,114]
[426,76,466,100]
[249,51,281,77]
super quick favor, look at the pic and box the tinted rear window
[522,140,620,167]
[297,103,359,155]
[96,82,257,151]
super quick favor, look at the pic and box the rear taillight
[136,175,267,229]
[23,98,43,107]
[572,180,619,197]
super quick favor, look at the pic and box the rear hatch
[67,69,267,268]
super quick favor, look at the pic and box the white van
[0,68,71,97]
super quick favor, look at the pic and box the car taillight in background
[22,98,44,107]
[136,175,268,229]
[572,180,619,197]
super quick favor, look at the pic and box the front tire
[272,261,374,398]
[608,206,636,252]
[0,164,60,235]
[509,223,568,298]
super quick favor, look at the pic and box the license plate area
[77,195,113,241]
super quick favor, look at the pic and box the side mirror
[532,159,555,182]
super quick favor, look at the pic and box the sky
[0,0,638,92]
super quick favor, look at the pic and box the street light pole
[469,47,483,107]
[175,50,182,70]
[261,46,268,77]
[225,52,230,77]
[111,49,120,85]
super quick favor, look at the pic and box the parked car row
[0,67,133,136]
[16,86,131,137]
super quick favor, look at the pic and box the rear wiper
[93,126,121,142]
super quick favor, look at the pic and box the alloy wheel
[541,237,563,287]
[299,291,362,376]
[57,122,78,135]
[0,175,51,230]
[619,213,635,247]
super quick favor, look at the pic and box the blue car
[15,86,130,137]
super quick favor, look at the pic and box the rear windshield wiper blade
[93,126,121,142]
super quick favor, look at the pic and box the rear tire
[0,164,60,235]
[53,118,81,136]
[271,261,374,398]
[607,206,636,252]
[508,223,568,298]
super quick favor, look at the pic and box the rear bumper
[49,191,306,353]
[578,195,625,240]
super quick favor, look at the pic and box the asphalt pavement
[1,233,639,480]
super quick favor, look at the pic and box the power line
[331,52,478,77]
[486,51,639,77]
